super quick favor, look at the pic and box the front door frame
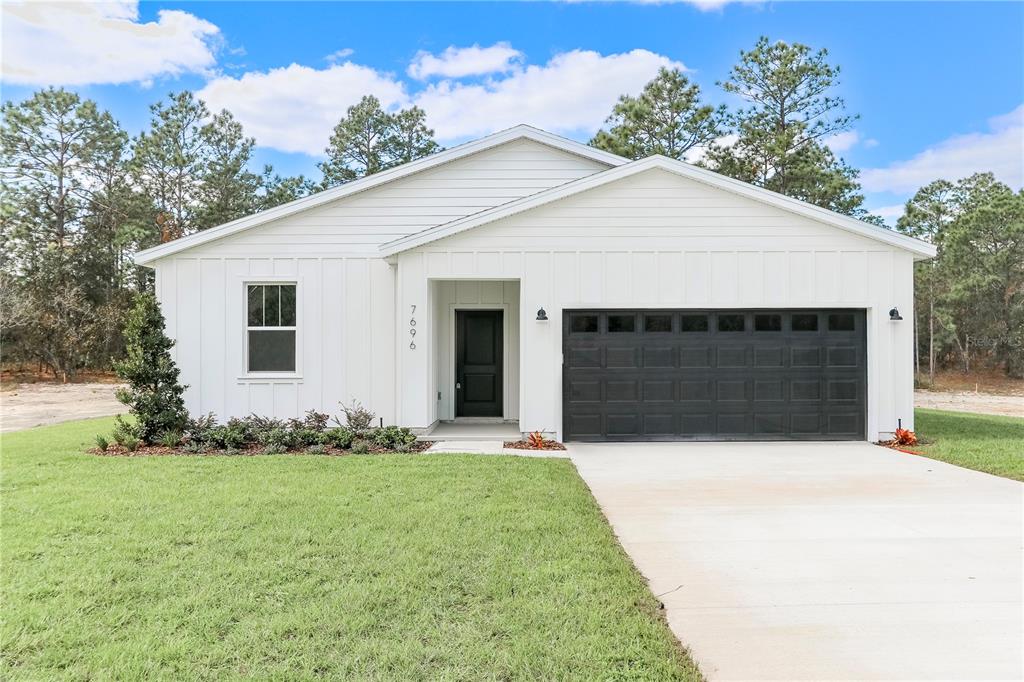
[449,303,510,420]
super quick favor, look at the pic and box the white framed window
[246,283,297,372]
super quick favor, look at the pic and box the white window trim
[241,278,302,380]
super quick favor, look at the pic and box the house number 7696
[409,305,417,350]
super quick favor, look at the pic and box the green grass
[914,408,1024,481]
[1,417,699,681]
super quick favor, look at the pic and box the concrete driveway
[568,442,1023,681]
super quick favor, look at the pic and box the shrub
[338,400,376,434]
[372,425,416,450]
[324,427,354,450]
[219,419,253,449]
[305,444,327,454]
[157,430,182,448]
[185,413,218,445]
[260,443,286,455]
[112,416,142,447]
[94,435,109,452]
[182,440,209,454]
[122,435,141,453]
[350,439,370,455]
[258,427,292,451]
[290,410,329,432]
[245,415,287,445]
[113,293,188,444]
[291,428,327,448]
[528,431,547,449]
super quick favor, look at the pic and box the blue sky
[3,1,1022,220]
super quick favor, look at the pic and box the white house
[135,125,935,442]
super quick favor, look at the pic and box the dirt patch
[1,382,125,433]
[918,370,1024,396]
[915,389,1023,418]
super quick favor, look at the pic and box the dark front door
[563,309,867,441]
[456,310,503,417]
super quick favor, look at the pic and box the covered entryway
[562,309,867,441]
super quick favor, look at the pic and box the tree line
[2,36,1020,379]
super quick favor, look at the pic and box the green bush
[372,425,416,450]
[113,294,188,444]
[324,427,354,449]
[258,427,292,450]
[291,428,327,448]
[350,439,370,455]
[94,435,109,452]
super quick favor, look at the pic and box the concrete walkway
[568,441,1023,681]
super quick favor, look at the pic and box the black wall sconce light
[536,308,548,321]
[889,307,903,321]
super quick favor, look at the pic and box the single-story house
[135,125,935,442]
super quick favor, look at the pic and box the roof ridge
[135,126,626,265]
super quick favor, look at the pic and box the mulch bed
[91,441,435,457]
[503,440,567,451]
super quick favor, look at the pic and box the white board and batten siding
[396,168,916,441]
[152,139,606,422]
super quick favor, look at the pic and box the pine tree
[590,67,725,160]
[114,293,189,443]
[706,37,866,216]
[319,96,440,187]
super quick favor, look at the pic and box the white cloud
[325,48,354,64]
[824,130,860,153]
[868,204,906,222]
[861,105,1024,193]
[565,0,759,11]
[198,63,408,156]
[408,43,523,80]
[414,49,683,140]
[863,138,879,149]
[197,48,681,155]
[1,0,220,86]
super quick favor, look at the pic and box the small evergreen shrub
[350,439,370,455]
[114,294,188,444]
[182,440,209,454]
[185,413,218,445]
[290,410,330,433]
[372,425,416,449]
[258,427,292,450]
[122,435,141,452]
[305,444,327,454]
[291,428,327,448]
[324,427,354,450]
[338,400,376,434]
[94,435,109,452]
[260,443,286,455]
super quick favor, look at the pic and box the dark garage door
[563,309,867,441]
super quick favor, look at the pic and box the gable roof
[379,155,937,260]
[134,125,626,266]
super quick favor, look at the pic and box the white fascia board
[133,124,626,266]
[380,155,937,260]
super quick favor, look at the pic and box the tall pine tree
[706,37,867,217]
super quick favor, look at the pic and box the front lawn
[913,408,1024,481]
[1,417,699,680]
